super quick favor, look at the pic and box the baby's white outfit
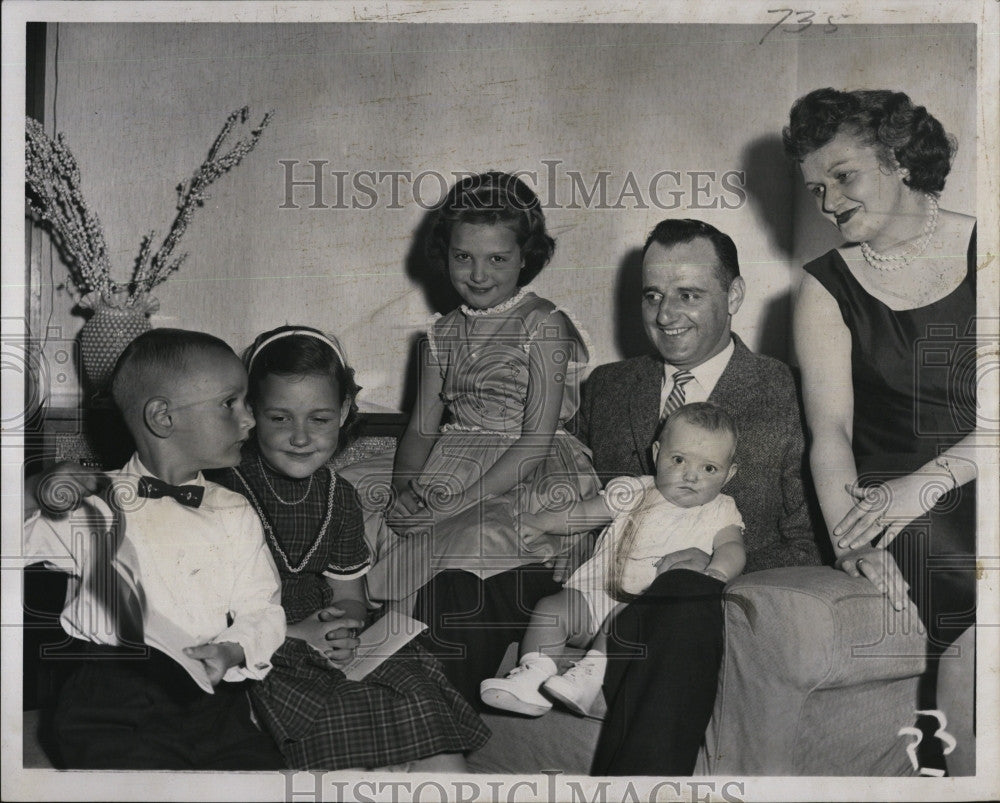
[564,475,744,627]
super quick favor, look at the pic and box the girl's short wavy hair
[782,88,957,195]
[243,325,361,451]
[426,171,555,286]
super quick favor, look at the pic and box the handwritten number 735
[761,9,840,45]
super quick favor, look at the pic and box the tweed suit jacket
[578,334,821,572]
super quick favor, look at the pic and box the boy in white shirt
[24,329,287,769]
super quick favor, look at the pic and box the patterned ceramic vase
[78,293,158,393]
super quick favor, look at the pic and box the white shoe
[542,650,607,716]
[480,652,557,716]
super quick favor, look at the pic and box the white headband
[247,329,350,373]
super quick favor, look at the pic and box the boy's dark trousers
[53,642,286,770]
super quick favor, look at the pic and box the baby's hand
[183,641,245,686]
[33,461,111,516]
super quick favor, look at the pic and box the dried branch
[26,107,274,307]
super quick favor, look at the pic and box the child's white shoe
[480,652,557,716]
[542,650,607,716]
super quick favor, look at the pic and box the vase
[78,295,156,393]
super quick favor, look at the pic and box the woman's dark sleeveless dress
[804,229,977,652]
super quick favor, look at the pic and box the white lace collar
[460,287,531,317]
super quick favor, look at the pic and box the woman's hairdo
[427,171,555,285]
[782,88,957,195]
[243,325,361,448]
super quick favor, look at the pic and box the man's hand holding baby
[655,547,712,577]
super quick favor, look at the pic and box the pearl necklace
[461,287,529,317]
[860,194,939,273]
[257,454,313,504]
[234,465,337,574]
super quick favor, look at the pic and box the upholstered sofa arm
[699,566,927,776]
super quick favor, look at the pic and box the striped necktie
[660,369,694,423]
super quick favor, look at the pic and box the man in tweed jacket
[586,218,822,776]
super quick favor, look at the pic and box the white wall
[31,23,975,410]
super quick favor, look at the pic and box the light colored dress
[566,475,744,626]
[342,290,600,602]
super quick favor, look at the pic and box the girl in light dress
[208,325,489,771]
[343,171,600,604]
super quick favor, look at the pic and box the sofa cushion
[700,566,927,776]
[723,567,928,687]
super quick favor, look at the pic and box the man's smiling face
[640,237,744,370]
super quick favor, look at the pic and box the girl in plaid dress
[209,325,489,771]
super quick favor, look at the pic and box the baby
[480,402,745,716]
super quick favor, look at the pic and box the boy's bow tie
[136,476,204,508]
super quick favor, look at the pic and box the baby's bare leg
[520,588,596,659]
[589,602,629,654]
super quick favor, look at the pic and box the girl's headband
[246,329,350,373]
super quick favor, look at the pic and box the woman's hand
[836,547,910,612]
[834,471,949,551]
[288,606,365,666]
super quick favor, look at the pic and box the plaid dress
[211,446,490,770]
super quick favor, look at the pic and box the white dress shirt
[659,338,735,411]
[24,454,285,682]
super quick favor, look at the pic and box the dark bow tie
[137,476,204,508]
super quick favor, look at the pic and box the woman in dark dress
[784,88,981,774]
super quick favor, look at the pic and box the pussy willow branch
[128,107,274,302]
[25,118,114,298]
[26,107,273,306]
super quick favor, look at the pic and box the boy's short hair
[110,328,234,418]
[661,401,738,457]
